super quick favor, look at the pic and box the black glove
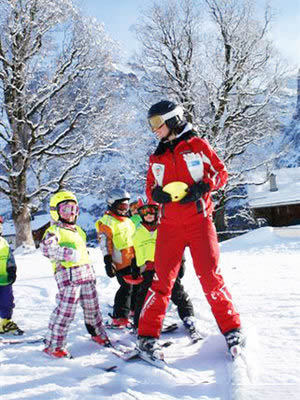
[180,181,210,204]
[103,255,116,278]
[131,258,140,280]
[152,186,172,204]
[7,267,16,284]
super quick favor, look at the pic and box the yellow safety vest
[132,224,157,267]
[130,214,142,228]
[0,237,10,286]
[44,224,90,271]
[97,214,135,250]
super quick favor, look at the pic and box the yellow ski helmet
[163,181,188,202]
[50,191,78,221]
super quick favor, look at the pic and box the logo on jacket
[152,163,165,186]
[183,152,203,182]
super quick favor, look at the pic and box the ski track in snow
[0,226,299,400]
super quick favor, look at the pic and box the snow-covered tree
[0,0,118,247]
[134,0,289,232]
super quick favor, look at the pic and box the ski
[105,340,166,367]
[109,344,208,383]
[104,344,192,377]
[105,321,178,333]
[91,363,118,372]
[137,350,166,369]
[42,344,120,371]
[109,346,140,361]
[0,335,44,345]
[44,351,119,371]
[161,322,178,333]
[104,340,172,362]
[108,343,167,369]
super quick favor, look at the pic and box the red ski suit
[138,128,241,337]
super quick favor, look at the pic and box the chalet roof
[3,213,50,236]
[2,211,93,236]
[248,167,300,209]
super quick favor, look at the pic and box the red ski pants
[138,214,241,338]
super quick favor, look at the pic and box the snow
[1,226,300,400]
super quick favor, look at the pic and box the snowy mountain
[273,72,300,168]
[1,225,299,400]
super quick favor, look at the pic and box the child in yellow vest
[0,216,23,335]
[132,201,201,341]
[41,191,109,358]
[95,188,136,328]
[129,200,142,227]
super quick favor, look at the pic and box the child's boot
[0,318,24,335]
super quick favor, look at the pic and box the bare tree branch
[0,0,120,247]
[133,0,290,232]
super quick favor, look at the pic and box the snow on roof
[2,211,94,236]
[2,213,50,236]
[248,167,300,208]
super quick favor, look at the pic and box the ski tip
[138,351,166,368]
[161,323,178,333]
[161,340,173,348]
[104,365,118,372]
[93,364,118,372]
[191,336,203,344]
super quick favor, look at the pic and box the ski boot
[0,319,24,335]
[183,316,202,343]
[137,336,165,366]
[106,317,131,329]
[92,331,110,346]
[224,328,246,359]
[43,346,72,359]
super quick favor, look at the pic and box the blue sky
[80,0,300,66]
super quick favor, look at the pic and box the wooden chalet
[248,168,300,227]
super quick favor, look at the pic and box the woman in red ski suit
[137,101,243,355]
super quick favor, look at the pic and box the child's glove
[152,186,172,204]
[131,258,140,280]
[7,267,16,284]
[103,255,116,278]
[180,181,210,204]
[64,248,80,263]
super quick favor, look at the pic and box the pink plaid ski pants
[44,264,104,349]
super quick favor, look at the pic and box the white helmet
[107,188,130,207]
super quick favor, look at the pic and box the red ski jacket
[146,128,228,222]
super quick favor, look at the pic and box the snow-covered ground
[1,226,299,400]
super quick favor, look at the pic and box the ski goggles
[138,205,158,216]
[58,203,79,217]
[148,107,183,132]
[129,201,139,213]
[116,202,129,212]
[148,115,165,132]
